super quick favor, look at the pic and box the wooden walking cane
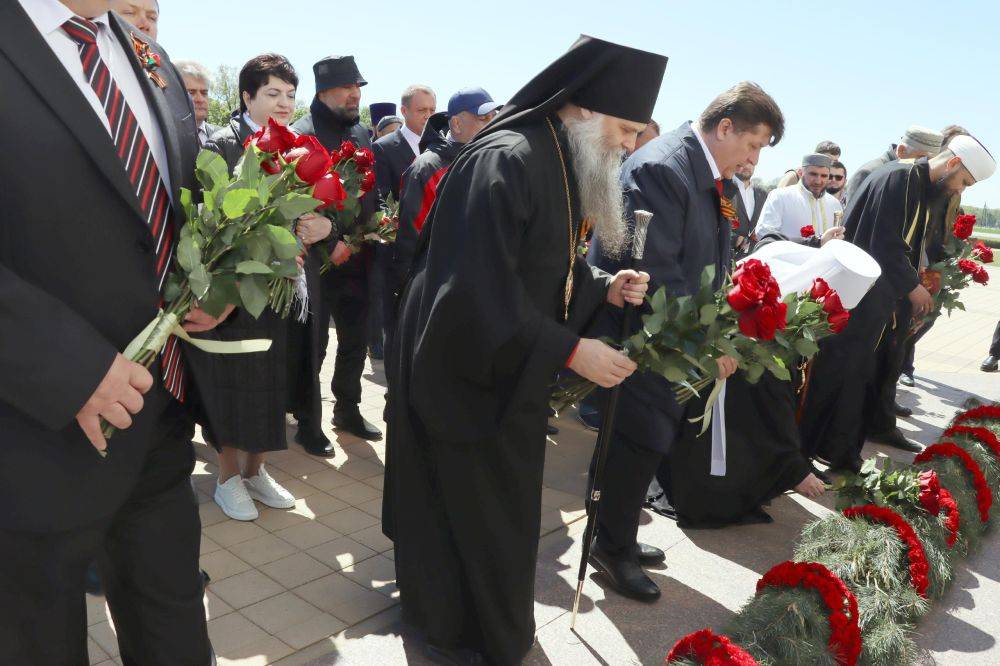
[570,210,652,630]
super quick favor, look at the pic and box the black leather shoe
[589,546,660,601]
[635,542,665,564]
[894,402,913,418]
[546,422,559,435]
[296,429,335,457]
[869,428,923,453]
[646,494,678,520]
[809,464,831,485]
[982,355,999,372]
[332,412,383,441]
[899,373,915,387]
[577,408,601,432]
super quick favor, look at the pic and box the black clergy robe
[800,159,930,466]
[384,116,612,663]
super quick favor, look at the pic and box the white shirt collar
[243,112,261,133]
[20,0,109,37]
[400,123,422,154]
[733,176,750,193]
[691,121,722,181]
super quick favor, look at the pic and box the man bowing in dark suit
[0,1,230,663]
[588,82,784,600]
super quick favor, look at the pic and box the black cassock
[384,117,612,663]
[800,159,930,466]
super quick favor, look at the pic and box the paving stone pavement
[86,267,1000,665]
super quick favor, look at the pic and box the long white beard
[564,114,629,259]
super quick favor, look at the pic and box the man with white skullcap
[800,132,995,472]
[845,125,945,203]
[755,152,846,241]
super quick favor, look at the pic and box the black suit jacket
[589,122,733,454]
[0,5,199,532]
[372,127,417,203]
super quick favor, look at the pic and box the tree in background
[206,64,370,129]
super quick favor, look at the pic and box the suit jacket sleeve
[371,140,392,205]
[0,261,117,428]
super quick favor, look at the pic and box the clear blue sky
[160,0,1000,206]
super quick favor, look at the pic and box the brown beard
[564,114,629,259]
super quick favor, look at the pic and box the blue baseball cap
[447,87,502,118]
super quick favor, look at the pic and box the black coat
[589,122,733,454]
[184,115,325,451]
[0,5,199,532]
[845,145,896,204]
[391,112,461,294]
[372,126,418,204]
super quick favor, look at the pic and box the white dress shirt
[400,124,421,157]
[691,122,721,180]
[19,0,171,194]
[198,121,211,147]
[733,177,755,217]
[754,182,844,239]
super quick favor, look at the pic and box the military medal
[130,32,167,89]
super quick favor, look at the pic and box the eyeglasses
[828,175,845,181]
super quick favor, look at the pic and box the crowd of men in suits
[2,1,997,664]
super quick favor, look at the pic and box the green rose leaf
[236,260,274,275]
[276,192,323,220]
[699,304,718,326]
[198,273,239,318]
[745,362,765,383]
[238,274,269,319]
[649,286,667,313]
[188,264,211,300]
[222,188,258,219]
[196,150,229,191]
[661,364,688,383]
[265,224,301,260]
[177,234,201,273]
[794,338,821,358]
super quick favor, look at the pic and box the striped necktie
[62,16,185,401]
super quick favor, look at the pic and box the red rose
[954,213,976,239]
[283,135,333,185]
[339,140,357,159]
[738,301,787,340]
[918,470,941,516]
[972,241,994,263]
[329,149,342,164]
[810,277,831,300]
[828,309,850,333]
[360,169,376,193]
[354,148,375,170]
[312,172,347,211]
[821,290,844,315]
[728,280,763,311]
[973,265,990,285]
[253,117,296,154]
[958,258,979,274]
[260,155,281,175]
[801,225,815,238]
[763,277,781,305]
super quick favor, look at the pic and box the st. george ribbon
[570,209,652,630]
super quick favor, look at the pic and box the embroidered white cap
[949,134,997,183]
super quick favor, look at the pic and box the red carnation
[284,135,333,185]
[958,258,979,275]
[915,442,992,522]
[953,213,977,240]
[952,405,1000,426]
[973,266,990,285]
[972,241,994,263]
[842,504,929,598]
[354,147,375,170]
[666,629,759,665]
[801,225,815,238]
[810,277,831,300]
[918,470,941,516]
[339,140,357,159]
[253,117,296,154]
[312,172,347,211]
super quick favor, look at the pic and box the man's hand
[296,213,332,247]
[794,472,826,499]
[569,338,638,388]
[330,240,353,267]
[183,304,236,333]
[819,226,845,246]
[607,270,650,307]
[908,283,933,319]
[716,355,738,380]
[76,354,153,452]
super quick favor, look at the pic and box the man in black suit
[369,85,437,358]
[588,82,784,600]
[176,59,220,145]
[0,1,230,662]
[293,56,383,443]
[732,161,767,256]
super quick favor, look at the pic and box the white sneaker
[244,466,296,509]
[214,476,259,521]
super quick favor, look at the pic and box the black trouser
[0,408,210,665]
[320,268,369,415]
[990,320,1000,357]
[594,431,663,558]
[367,244,390,354]
[901,317,934,377]
[867,300,913,436]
